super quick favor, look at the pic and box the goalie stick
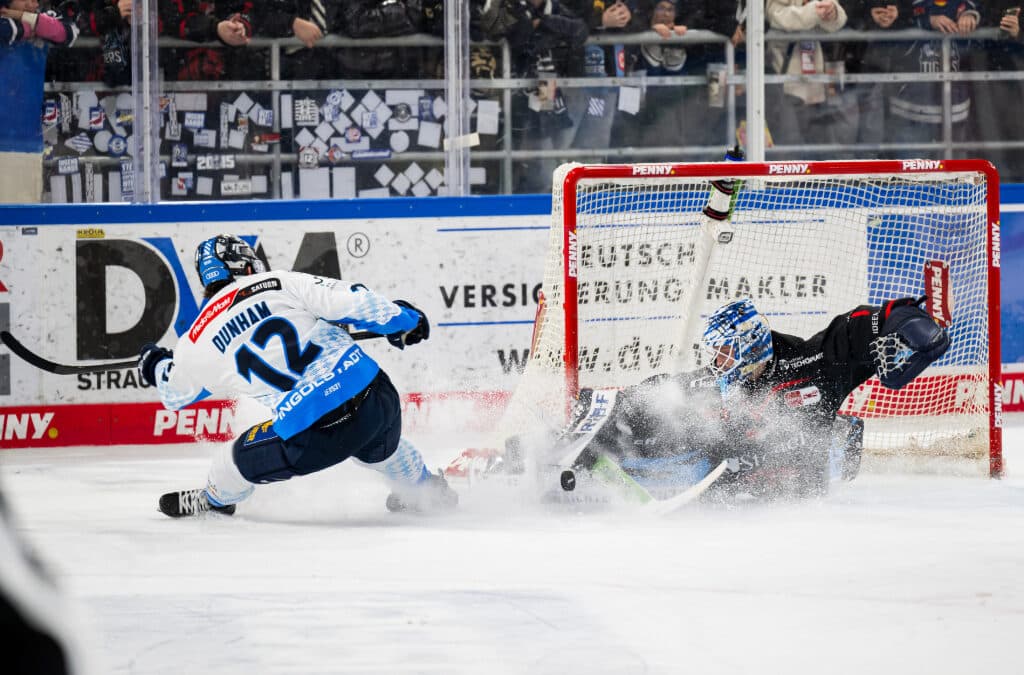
[641,459,728,515]
[560,454,729,515]
[1,329,380,376]
[551,388,728,514]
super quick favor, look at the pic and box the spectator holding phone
[971,3,1024,178]
[888,0,980,156]
[0,0,78,202]
[997,3,1021,39]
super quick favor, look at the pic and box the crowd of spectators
[6,0,1024,201]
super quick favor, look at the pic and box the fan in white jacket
[766,0,847,105]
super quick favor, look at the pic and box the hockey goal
[501,159,1003,477]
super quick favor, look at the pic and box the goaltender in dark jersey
[581,301,935,498]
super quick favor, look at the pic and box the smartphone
[999,7,1019,38]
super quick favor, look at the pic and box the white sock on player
[206,444,256,506]
[354,437,429,485]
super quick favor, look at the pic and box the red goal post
[506,159,1002,477]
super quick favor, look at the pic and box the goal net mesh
[498,162,998,472]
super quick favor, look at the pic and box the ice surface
[2,421,1023,675]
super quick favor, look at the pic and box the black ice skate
[158,489,236,518]
[386,471,459,513]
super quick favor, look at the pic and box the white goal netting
[499,160,1001,475]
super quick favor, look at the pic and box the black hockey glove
[872,298,950,390]
[138,343,173,387]
[387,300,430,349]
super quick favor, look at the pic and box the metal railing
[42,27,1024,199]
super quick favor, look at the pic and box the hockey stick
[560,455,728,515]
[0,332,130,375]
[1,329,381,376]
[642,459,728,516]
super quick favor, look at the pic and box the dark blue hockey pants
[232,371,401,484]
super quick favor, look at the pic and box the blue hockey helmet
[701,298,774,394]
[194,234,266,288]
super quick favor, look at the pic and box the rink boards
[0,191,1021,448]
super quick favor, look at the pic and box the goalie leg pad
[873,305,950,390]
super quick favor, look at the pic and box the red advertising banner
[0,373,1019,449]
[0,391,512,449]
[1002,369,1024,413]
[0,400,237,448]
[923,260,953,328]
[1,374,1019,450]
[839,372,986,418]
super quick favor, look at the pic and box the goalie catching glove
[138,343,173,387]
[871,297,949,390]
[386,300,430,349]
[823,296,949,391]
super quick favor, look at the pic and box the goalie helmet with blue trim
[194,234,266,288]
[701,298,774,395]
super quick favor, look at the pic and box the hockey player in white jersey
[139,234,457,518]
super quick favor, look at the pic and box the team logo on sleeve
[189,277,283,343]
[188,289,240,342]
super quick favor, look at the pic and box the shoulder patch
[189,288,240,343]
[783,386,822,408]
[236,277,282,300]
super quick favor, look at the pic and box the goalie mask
[194,235,266,288]
[701,298,774,395]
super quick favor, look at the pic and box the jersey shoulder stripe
[187,277,284,343]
